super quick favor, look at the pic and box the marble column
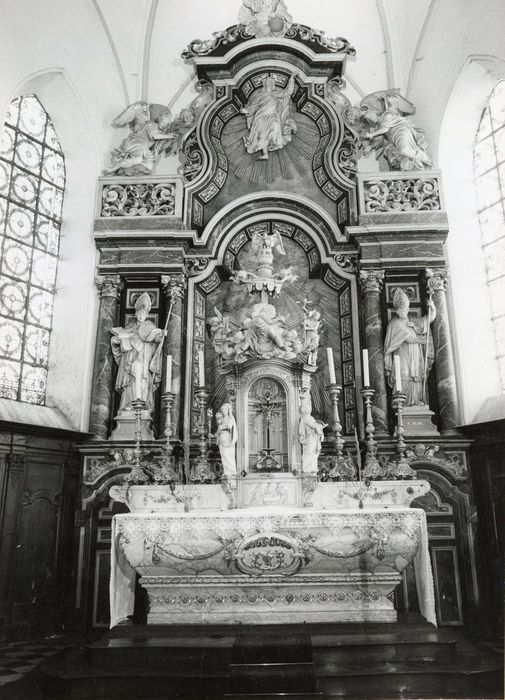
[359,270,388,433]
[88,275,122,440]
[161,273,187,439]
[425,268,461,433]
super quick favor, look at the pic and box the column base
[402,405,439,436]
[110,411,155,441]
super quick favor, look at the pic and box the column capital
[425,267,448,293]
[161,272,187,301]
[359,269,385,294]
[95,275,122,299]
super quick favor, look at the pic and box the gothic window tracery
[0,95,65,404]
[474,81,505,390]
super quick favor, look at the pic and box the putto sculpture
[111,292,166,411]
[384,288,437,406]
[238,0,293,38]
[352,90,432,171]
[241,74,296,160]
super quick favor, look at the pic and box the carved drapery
[425,268,461,433]
[161,273,187,438]
[89,275,122,439]
[359,270,388,433]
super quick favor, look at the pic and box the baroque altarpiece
[76,10,478,630]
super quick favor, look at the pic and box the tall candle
[362,349,370,387]
[198,350,205,387]
[165,355,172,393]
[394,354,402,393]
[134,364,142,399]
[326,347,337,384]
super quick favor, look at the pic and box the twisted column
[425,268,461,433]
[161,273,187,439]
[88,275,122,439]
[359,270,388,433]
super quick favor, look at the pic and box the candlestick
[326,384,357,481]
[394,354,402,393]
[390,391,416,479]
[198,350,205,387]
[134,364,142,400]
[361,387,386,480]
[362,349,370,387]
[156,391,178,483]
[124,398,149,484]
[190,386,214,482]
[165,355,172,393]
[326,347,336,384]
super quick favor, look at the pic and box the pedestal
[110,410,155,441]
[402,405,439,435]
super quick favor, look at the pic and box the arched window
[474,81,505,392]
[0,95,65,404]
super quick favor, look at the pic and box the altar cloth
[110,507,436,627]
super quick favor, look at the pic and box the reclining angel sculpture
[106,102,176,176]
[353,90,432,171]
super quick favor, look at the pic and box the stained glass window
[474,81,505,391]
[0,96,64,404]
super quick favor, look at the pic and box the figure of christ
[111,292,166,412]
[241,74,296,160]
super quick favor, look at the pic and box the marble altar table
[110,505,436,627]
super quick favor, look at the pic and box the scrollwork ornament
[363,177,441,213]
[334,253,358,273]
[101,182,177,217]
[185,257,211,276]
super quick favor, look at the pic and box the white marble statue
[358,90,432,171]
[301,302,321,366]
[216,403,238,476]
[384,288,437,406]
[106,102,176,176]
[238,0,292,38]
[241,74,296,160]
[299,403,327,474]
[111,292,166,411]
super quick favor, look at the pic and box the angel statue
[358,90,432,171]
[106,102,176,176]
[238,0,293,38]
[252,229,285,277]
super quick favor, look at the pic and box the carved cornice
[359,269,385,294]
[95,275,122,299]
[425,268,448,294]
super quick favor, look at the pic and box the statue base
[110,410,155,441]
[402,405,439,436]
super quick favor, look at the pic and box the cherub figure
[106,102,176,176]
[238,0,292,38]
[357,90,432,171]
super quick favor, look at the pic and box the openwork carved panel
[362,175,441,213]
[99,179,180,217]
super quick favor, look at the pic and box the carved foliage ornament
[363,177,441,213]
[101,182,176,217]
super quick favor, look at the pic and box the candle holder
[190,386,215,482]
[155,391,178,483]
[124,398,149,484]
[391,392,416,479]
[361,387,386,480]
[326,384,356,480]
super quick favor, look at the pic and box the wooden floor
[0,616,502,700]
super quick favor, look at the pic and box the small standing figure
[384,289,437,406]
[359,90,432,171]
[299,403,327,475]
[238,0,292,38]
[301,301,321,365]
[216,403,238,477]
[111,292,166,412]
[106,102,175,176]
[241,74,297,160]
